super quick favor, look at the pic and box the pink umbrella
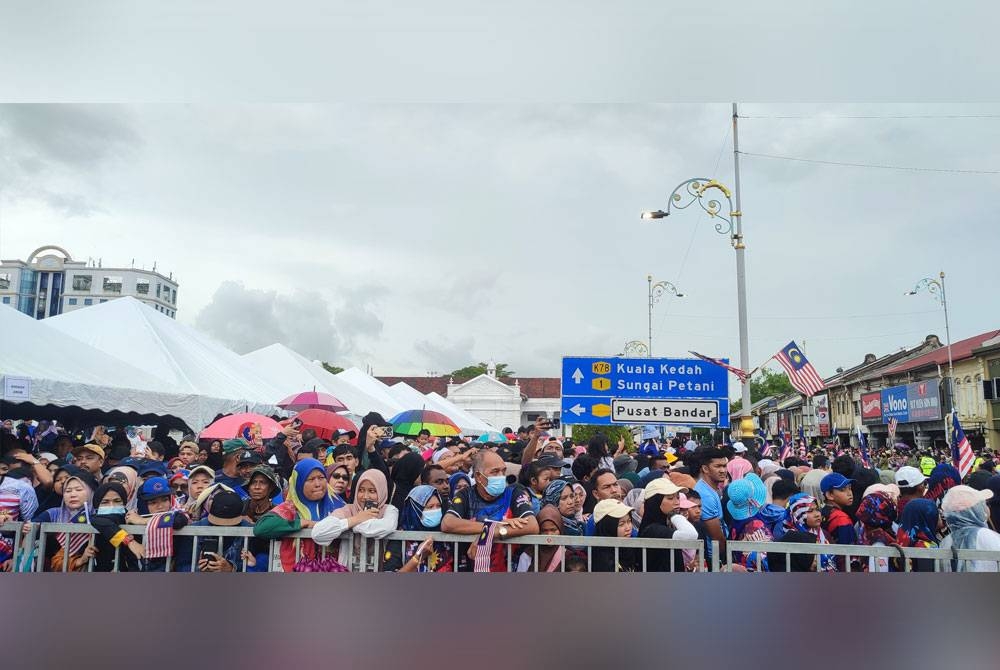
[199,413,282,440]
[277,390,348,413]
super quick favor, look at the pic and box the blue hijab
[288,459,339,521]
[400,484,440,531]
[448,472,473,498]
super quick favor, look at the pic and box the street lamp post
[647,274,683,357]
[622,340,650,357]
[906,271,955,413]
[641,108,752,436]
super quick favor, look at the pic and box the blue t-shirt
[695,479,725,566]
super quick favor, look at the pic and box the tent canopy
[388,382,493,435]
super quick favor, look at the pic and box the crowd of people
[2,415,999,573]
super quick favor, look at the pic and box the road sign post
[561,356,730,428]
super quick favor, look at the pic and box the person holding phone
[312,469,398,571]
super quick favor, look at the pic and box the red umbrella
[199,413,282,440]
[294,409,359,441]
[277,390,348,413]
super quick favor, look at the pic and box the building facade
[0,245,179,319]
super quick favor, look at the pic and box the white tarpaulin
[388,382,494,435]
[1,305,249,430]
[44,297,282,416]
[243,344,404,419]
[336,368,412,420]
[426,391,496,435]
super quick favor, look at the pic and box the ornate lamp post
[647,275,683,357]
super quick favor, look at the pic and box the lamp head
[640,210,667,220]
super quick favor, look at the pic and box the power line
[739,151,1000,175]
[664,309,940,321]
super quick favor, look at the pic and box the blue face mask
[420,508,443,528]
[98,505,126,516]
[484,476,507,497]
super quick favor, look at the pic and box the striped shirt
[0,475,39,522]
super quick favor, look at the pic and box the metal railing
[6,522,999,573]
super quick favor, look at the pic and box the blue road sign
[560,356,730,427]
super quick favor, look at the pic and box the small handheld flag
[474,520,499,573]
[857,427,871,469]
[144,512,175,560]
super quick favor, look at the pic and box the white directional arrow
[571,368,584,384]
[569,403,585,416]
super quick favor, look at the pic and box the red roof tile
[882,329,1000,375]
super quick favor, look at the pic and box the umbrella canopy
[294,408,359,441]
[390,409,461,437]
[200,413,282,440]
[476,431,507,444]
[277,390,348,412]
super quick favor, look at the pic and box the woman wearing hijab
[591,499,640,572]
[326,463,351,509]
[449,472,473,499]
[783,493,835,571]
[383,484,454,573]
[542,479,583,537]
[639,478,698,572]
[515,505,565,572]
[90,482,144,572]
[726,458,753,483]
[255,459,341,572]
[29,471,97,571]
[987,475,1000,533]
[389,451,426,511]
[896,497,940,573]
[623,487,645,528]
[925,463,962,503]
[725,474,779,571]
[103,465,139,511]
[33,462,72,514]
[312,468,398,571]
[855,492,901,572]
[939,485,1000,572]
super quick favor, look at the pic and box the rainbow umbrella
[476,431,506,443]
[277,390,348,412]
[389,409,460,437]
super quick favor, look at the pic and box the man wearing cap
[441,449,538,572]
[894,465,928,517]
[731,441,748,457]
[237,450,262,484]
[214,440,250,499]
[820,472,857,570]
[71,443,105,477]
[127,476,191,572]
[191,490,250,572]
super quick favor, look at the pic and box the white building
[0,245,179,319]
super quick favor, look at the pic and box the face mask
[483,476,507,497]
[420,508,443,528]
[98,505,126,515]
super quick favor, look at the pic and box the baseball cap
[644,477,688,499]
[593,499,633,524]
[732,441,747,454]
[207,491,246,526]
[188,465,215,480]
[535,455,564,471]
[38,452,58,463]
[678,492,696,509]
[71,443,105,460]
[137,460,169,477]
[222,438,250,455]
[238,450,262,466]
[820,472,854,494]
[894,466,927,488]
[332,429,357,441]
[941,485,994,514]
[139,476,173,500]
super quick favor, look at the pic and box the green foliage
[731,368,795,412]
[450,362,515,379]
[321,362,344,375]
[568,425,634,452]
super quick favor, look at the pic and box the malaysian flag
[688,351,748,385]
[144,512,175,559]
[474,520,499,573]
[778,430,791,463]
[774,341,825,397]
[797,426,807,456]
[58,508,92,557]
[887,417,898,443]
[951,412,975,479]
[857,427,872,469]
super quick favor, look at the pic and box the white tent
[336,368,412,420]
[388,382,494,435]
[44,297,282,417]
[1,305,245,430]
[242,344,404,418]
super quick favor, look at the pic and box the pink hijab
[727,457,753,482]
[332,469,390,519]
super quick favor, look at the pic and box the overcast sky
[1,103,997,392]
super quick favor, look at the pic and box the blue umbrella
[476,431,506,443]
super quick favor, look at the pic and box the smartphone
[548,418,561,429]
[292,418,303,428]
[200,538,220,557]
[379,426,394,439]
[364,500,378,510]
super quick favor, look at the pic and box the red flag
[474,521,499,573]
[774,341,825,397]
[144,512,175,559]
[688,351,748,385]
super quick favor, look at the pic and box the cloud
[414,335,476,375]
[195,281,346,362]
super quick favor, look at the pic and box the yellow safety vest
[919,456,935,476]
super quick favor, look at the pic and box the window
[1,296,9,304]
[171,288,176,304]
[136,279,150,295]
[0,272,10,290]
[99,299,108,303]
[102,276,123,293]
[72,275,92,291]
[156,283,161,298]
[68,298,78,305]
[84,298,93,305]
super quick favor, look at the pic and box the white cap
[732,441,747,453]
[593,499,633,524]
[644,477,688,499]
[894,466,926,488]
[942,485,993,514]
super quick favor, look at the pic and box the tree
[321,362,344,375]
[730,368,795,412]
[568,425,634,452]
[449,362,516,379]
